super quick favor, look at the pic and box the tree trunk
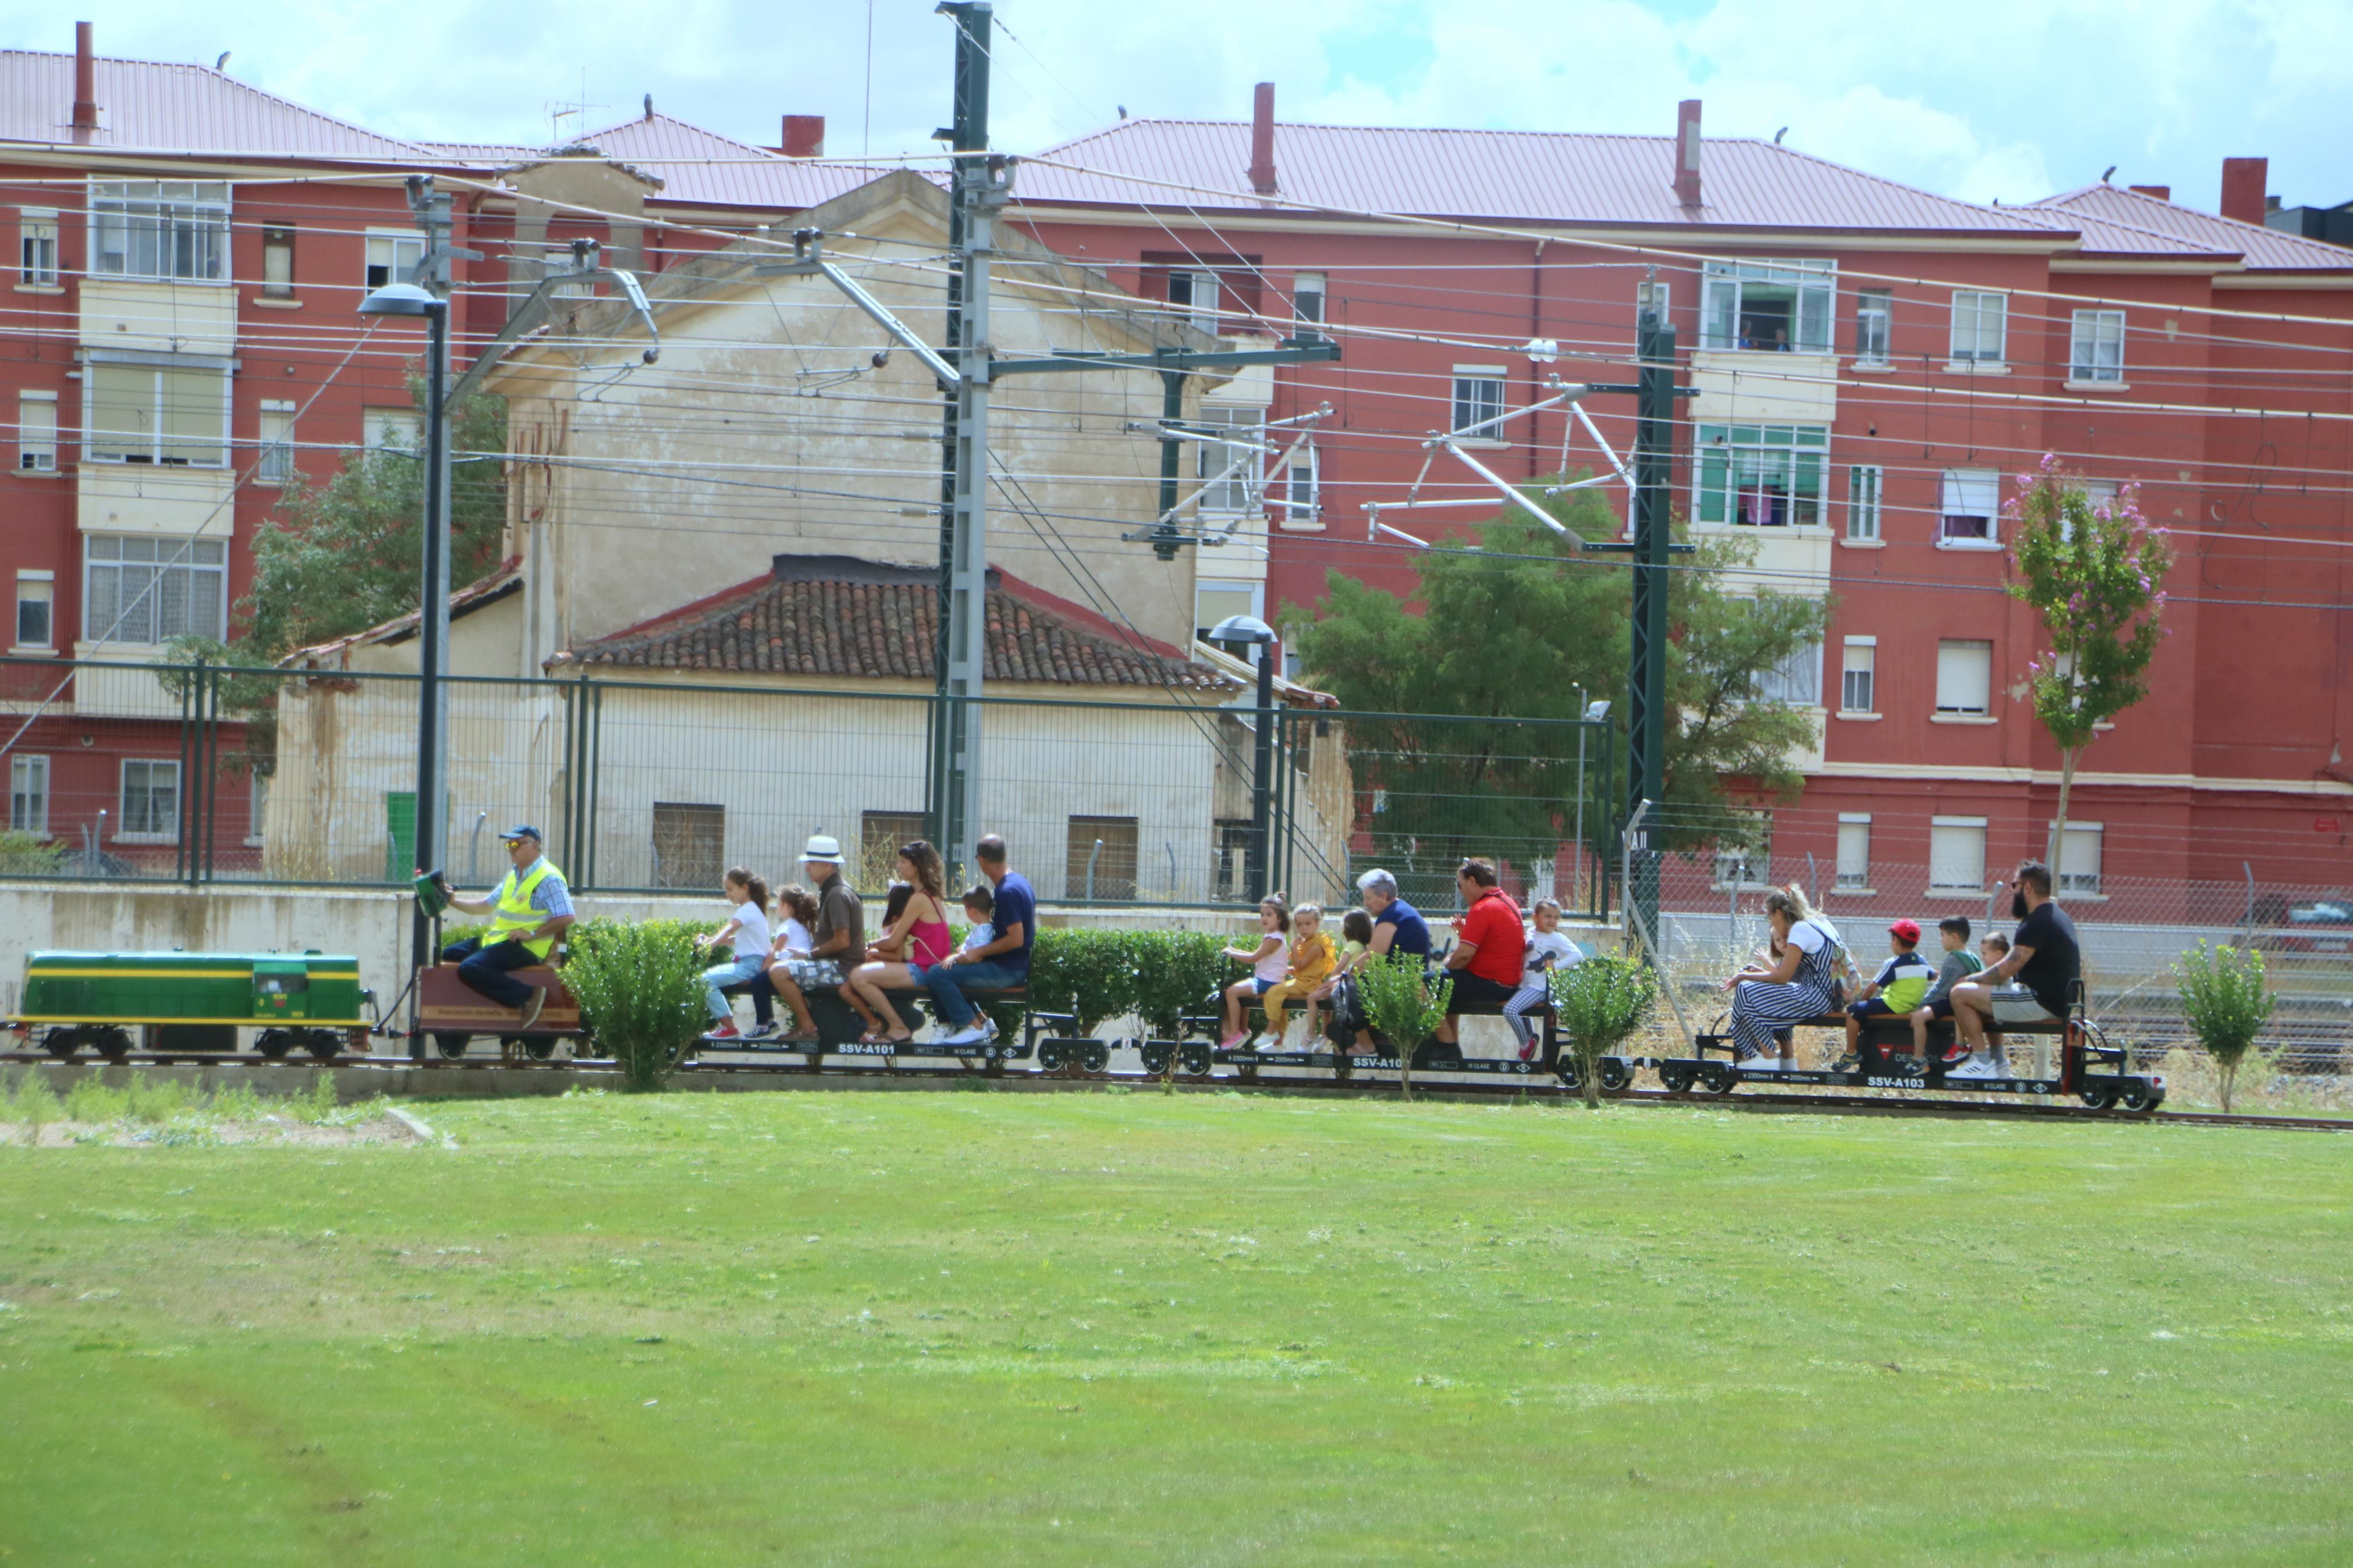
[2045,746,2079,886]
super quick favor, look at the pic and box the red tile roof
[2027,183,2353,272]
[423,113,886,214]
[1021,118,2065,237]
[550,555,1232,691]
[0,48,431,158]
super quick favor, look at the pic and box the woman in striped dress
[1722,889,1841,1071]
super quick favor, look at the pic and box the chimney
[780,114,825,158]
[72,21,98,133]
[1674,98,1703,208]
[2220,157,2268,226]
[2128,183,2170,201]
[1248,82,1277,195]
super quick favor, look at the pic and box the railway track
[9,1049,2347,1133]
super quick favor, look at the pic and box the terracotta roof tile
[555,559,1229,691]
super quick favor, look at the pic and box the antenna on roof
[1118,105,1128,119]
[644,93,654,119]
[1773,126,1786,144]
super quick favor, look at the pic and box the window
[1291,271,1325,342]
[86,363,228,466]
[2080,479,2119,513]
[1167,268,1221,332]
[1836,813,1871,890]
[363,407,422,451]
[1195,581,1261,645]
[90,181,229,282]
[1066,815,1139,901]
[1840,637,1876,714]
[1451,368,1506,436]
[19,208,57,285]
[119,759,182,841]
[2058,823,2103,895]
[1754,634,1822,707]
[247,772,269,847]
[1855,287,1892,364]
[261,225,294,298]
[18,391,55,472]
[9,754,48,834]
[1693,423,1829,527]
[1637,278,1671,320]
[858,809,927,890]
[1213,817,1252,899]
[1929,817,1987,891]
[83,535,227,645]
[1699,258,1834,352]
[1938,468,2000,544]
[15,573,52,648]
[2069,310,2124,383]
[1195,405,1263,515]
[1284,438,1322,526]
[257,400,295,485]
[650,801,724,890]
[1949,290,2007,364]
[364,230,424,291]
[1847,463,1882,541]
[1935,639,1993,715]
[1713,840,1773,890]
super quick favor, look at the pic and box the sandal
[858,1030,889,1046]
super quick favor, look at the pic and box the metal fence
[0,657,1617,916]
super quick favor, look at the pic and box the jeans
[922,959,1024,1027]
[701,954,768,1022]
[441,934,542,1010]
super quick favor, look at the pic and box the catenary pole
[1623,306,1677,940]
[409,180,460,1005]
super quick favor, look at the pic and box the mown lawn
[1,1087,2347,1565]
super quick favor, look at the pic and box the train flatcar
[7,951,373,1062]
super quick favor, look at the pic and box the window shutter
[1936,639,1992,713]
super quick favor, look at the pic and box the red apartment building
[0,26,854,872]
[1007,93,2353,911]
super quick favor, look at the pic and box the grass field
[1,1087,2348,1565]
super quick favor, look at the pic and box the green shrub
[285,1073,342,1123]
[12,1072,61,1141]
[563,918,710,1091]
[1551,953,1658,1109]
[1133,931,1232,1040]
[2173,940,2275,1112]
[0,829,65,876]
[124,1073,191,1124]
[65,1076,127,1124]
[1026,928,1140,1036]
[1358,954,1450,1100]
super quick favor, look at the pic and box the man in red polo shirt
[1435,857,1525,1048]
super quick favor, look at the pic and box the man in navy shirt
[928,833,1034,1044]
[1356,868,1431,959]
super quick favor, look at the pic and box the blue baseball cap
[499,824,542,844]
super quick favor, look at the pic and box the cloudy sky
[8,0,2346,214]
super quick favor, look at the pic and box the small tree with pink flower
[2005,458,2174,886]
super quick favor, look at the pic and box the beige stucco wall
[488,177,1221,670]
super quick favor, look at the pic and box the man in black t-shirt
[1946,859,2080,1079]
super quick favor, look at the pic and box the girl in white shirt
[697,868,773,1039]
[1504,898,1583,1060]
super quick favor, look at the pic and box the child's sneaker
[707,1023,742,1041]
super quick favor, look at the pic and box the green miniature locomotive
[10,951,372,1062]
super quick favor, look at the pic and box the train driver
[435,825,576,1027]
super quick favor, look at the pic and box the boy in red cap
[1845,918,1935,1061]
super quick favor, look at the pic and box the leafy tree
[2172,940,2274,1112]
[237,374,508,662]
[2005,458,2173,884]
[1284,480,1827,862]
[1550,951,1658,1109]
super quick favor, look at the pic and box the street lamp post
[1211,614,1277,902]
[1578,697,1610,912]
[357,282,451,998]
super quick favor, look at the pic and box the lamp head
[357,282,441,318]
[1208,613,1274,650]
[1584,699,1612,721]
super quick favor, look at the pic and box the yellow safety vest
[488,856,565,961]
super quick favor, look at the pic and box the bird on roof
[644,93,654,120]
[1773,126,1787,144]
[215,51,230,72]
[2102,165,2117,183]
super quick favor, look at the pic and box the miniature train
[8,950,2162,1114]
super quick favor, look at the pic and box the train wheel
[1082,1041,1109,1074]
[1659,1064,1695,1094]
[523,1036,559,1062]
[254,1029,294,1060]
[41,1027,82,1060]
[2116,1086,2160,1114]
[1556,1058,1584,1093]
[301,1029,342,1062]
[1139,1043,1172,1075]
[1037,1041,1066,1073]
[1697,1064,1737,1094]
[2078,1087,2114,1111]
[91,1027,133,1064]
[1180,1044,1211,1077]
[1599,1058,1632,1093]
[432,1033,471,1061]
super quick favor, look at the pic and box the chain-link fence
[0,659,1617,916]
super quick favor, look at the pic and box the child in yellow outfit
[1259,903,1336,1045]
